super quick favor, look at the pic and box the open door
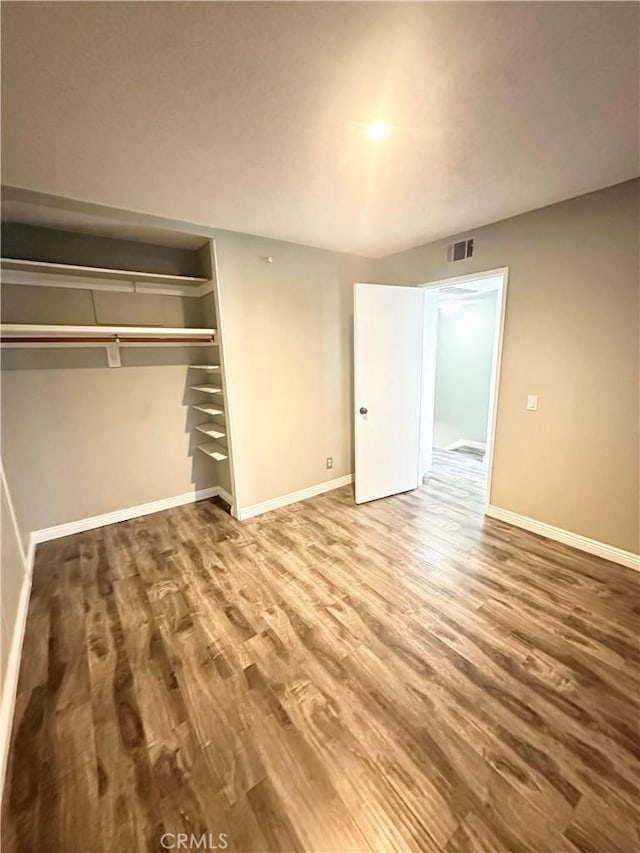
[354,283,425,504]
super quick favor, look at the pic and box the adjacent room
[432,283,501,461]
[1,3,638,853]
[419,269,508,512]
[418,273,504,510]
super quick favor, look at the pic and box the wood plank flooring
[2,450,639,852]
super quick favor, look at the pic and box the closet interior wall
[1,225,233,545]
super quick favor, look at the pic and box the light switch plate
[527,394,538,411]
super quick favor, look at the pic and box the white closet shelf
[189,364,221,370]
[1,257,208,286]
[190,384,223,394]
[192,403,224,417]
[197,442,228,461]
[195,422,226,439]
[0,324,216,341]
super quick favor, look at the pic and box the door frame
[418,266,509,508]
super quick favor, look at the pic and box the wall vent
[447,238,474,262]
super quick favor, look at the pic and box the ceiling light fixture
[365,119,391,140]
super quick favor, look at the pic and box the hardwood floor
[2,451,639,853]
[449,445,485,463]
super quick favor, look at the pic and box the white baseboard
[24,539,36,577]
[0,463,34,802]
[0,561,32,804]
[445,439,486,451]
[30,484,226,545]
[216,487,234,511]
[237,474,354,521]
[486,505,640,572]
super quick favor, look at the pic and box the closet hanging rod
[1,335,215,344]
[0,324,217,346]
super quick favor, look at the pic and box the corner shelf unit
[195,422,226,440]
[197,443,228,462]
[191,371,229,463]
[189,384,223,394]
[192,402,224,417]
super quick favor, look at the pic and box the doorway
[418,268,508,508]
[352,269,507,507]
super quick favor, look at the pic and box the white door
[354,283,425,504]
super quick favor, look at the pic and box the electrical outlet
[326,456,333,469]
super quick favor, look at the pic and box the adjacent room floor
[2,453,638,853]
[429,446,488,497]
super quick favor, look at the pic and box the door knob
[359,406,368,415]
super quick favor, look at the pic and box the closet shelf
[189,364,221,370]
[192,403,224,417]
[1,257,209,286]
[0,323,216,345]
[195,422,226,439]
[190,384,223,394]
[197,442,228,461]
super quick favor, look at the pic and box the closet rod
[1,335,215,344]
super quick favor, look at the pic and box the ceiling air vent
[447,238,474,262]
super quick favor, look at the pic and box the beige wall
[377,179,640,554]
[1,355,221,541]
[2,181,637,557]
[215,231,376,509]
[1,466,27,697]
[1,288,221,541]
[1,234,375,534]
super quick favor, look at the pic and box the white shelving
[1,257,208,286]
[197,442,228,461]
[193,403,224,416]
[3,220,235,511]
[190,384,223,394]
[195,422,226,439]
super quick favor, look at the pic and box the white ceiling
[2,2,638,257]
